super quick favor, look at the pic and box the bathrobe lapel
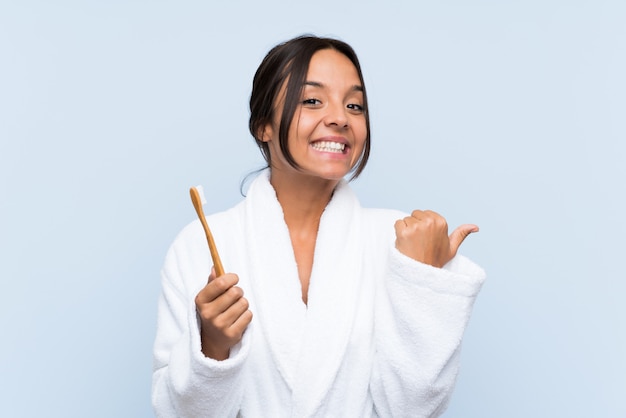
[243,172,307,390]
[243,171,364,416]
[292,178,364,417]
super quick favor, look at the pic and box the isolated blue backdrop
[1,1,625,417]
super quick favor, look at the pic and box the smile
[311,141,346,153]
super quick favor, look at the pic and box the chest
[289,229,318,305]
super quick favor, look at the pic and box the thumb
[208,266,217,283]
[449,224,479,255]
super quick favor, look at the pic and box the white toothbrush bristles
[196,185,207,205]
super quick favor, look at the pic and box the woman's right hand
[195,268,253,360]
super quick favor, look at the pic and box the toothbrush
[189,185,225,277]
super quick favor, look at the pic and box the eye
[347,103,364,113]
[302,98,321,106]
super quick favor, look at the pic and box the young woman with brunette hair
[152,35,485,417]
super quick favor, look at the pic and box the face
[262,49,368,182]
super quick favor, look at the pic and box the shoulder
[161,202,246,291]
[167,201,244,258]
[174,201,245,247]
[356,207,407,246]
[361,207,407,227]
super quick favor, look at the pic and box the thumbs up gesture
[394,210,478,268]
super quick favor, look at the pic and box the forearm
[371,249,485,417]
[152,324,249,418]
[152,260,250,417]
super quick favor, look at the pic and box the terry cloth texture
[152,169,486,417]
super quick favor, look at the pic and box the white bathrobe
[152,170,486,417]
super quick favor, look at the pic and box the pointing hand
[394,210,478,268]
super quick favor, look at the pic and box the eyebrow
[304,81,363,92]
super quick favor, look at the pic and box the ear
[258,122,274,143]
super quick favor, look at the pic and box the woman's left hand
[394,210,478,268]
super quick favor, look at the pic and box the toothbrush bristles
[196,185,207,205]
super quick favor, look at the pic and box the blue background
[1,1,625,416]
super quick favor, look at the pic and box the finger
[210,286,246,316]
[229,309,253,335]
[410,209,424,220]
[449,224,479,254]
[197,285,245,324]
[421,209,442,218]
[197,274,239,304]
[394,217,416,236]
[207,266,217,284]
[217,296,250,328]
[234,309,253,330]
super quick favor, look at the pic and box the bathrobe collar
[243,169,364,416]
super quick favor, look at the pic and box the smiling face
[262,48,368,182]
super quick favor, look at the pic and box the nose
[324,101,348,128]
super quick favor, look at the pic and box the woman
[152,35,485,417]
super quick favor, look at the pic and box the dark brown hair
[248,35,371,180]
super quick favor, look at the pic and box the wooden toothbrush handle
[190,188,225,277]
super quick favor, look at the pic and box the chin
[312,169,353,181]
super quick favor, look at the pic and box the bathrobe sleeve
[371,248,486,418]
[151,230,251,418]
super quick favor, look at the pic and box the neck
[269,168,339,229]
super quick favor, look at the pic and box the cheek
[293,114,316,138]
[355,121,368,148]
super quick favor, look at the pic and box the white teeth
[311,141,345,153]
